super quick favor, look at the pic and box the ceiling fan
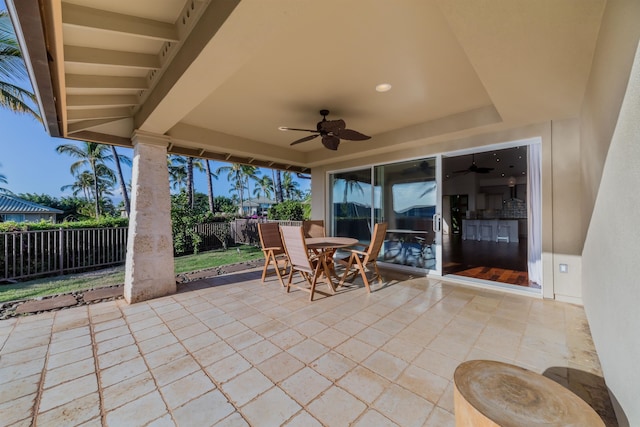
[280,109,370,150]
[453,154,495,174]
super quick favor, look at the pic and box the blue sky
[0,106,309,201]
[0,0,309,202]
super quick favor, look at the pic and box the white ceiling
[17,0,605,171]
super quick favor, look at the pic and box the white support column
[124,130,175,303]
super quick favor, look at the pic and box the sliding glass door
[374,158,441,274]
[329,157,442,275]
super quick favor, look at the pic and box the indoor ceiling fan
[453,154,495,174]
[280,109,370,151]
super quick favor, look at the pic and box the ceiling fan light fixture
[375,83,392,92]
[278,126,289,131]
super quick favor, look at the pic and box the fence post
[59,228,64,276]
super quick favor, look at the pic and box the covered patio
[0,268,612,426]
[5,0,640,424]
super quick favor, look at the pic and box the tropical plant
[170,191,203,255]
[56,141,127,218]
[216,163,259,216]
[273,169,284,203]
[168,155,188,190]
[110,145,131,215]
[0,165,9,194]
[267,200,304,221]
[187,157,205,208]
[282,171,302,200]
[0,11,40,120]
[205,160,218,213]
[253,175,273,199]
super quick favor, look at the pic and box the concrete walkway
[0,267,615,426]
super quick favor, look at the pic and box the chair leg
[274,257,286,287]
[354,257,371,292]
[286,269,295,293]
[372,260,383,285]
[339,254,356,286]
[261,251,273,283]
[309,262,322,302]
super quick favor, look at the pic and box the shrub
[267,200,304,221]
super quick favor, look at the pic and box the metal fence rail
[1,221,295,282]
[1,227,129,281]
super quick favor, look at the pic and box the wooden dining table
[305,237,359,292]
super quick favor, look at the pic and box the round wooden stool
[454,360,604,427]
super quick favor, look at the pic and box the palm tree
[0,11,40,120]
[253,175,273,199]
[61,166,115,202]
[110,146,132,215]
[274,169,284,203]
[216,163,259,215]
[56,142,120,218]
[205,160,218,213]
[281,171,301,200]
[0,165,9,194]
[185,157,205,208]
[168,155,187,191]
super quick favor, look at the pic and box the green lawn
[0,245,264,304]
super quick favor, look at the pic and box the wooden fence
[231,219,303,246]
[1,222,235,282]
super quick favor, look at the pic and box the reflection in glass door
[329,168,373,242]
[329,158,441,275]
[374,158,440,274]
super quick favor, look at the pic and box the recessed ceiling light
[375,83,392,92]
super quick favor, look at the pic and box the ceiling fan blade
[280,127,319,133]
[322,135,340,150]
[320,119,345,133]
[333,128,371,141]
[476,167,495,173]
[290,134,320,145]
[452,169,471,174]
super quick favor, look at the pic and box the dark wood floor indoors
[453,266,531,287]
[442,234,537,288]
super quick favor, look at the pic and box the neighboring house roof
[0,195,63,214]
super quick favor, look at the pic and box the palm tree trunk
[275,170,283,203]
[111,145,130,215]
[187,157,194,208]
[91,160,100,218]
[206,160,214,213]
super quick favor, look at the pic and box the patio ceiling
[10,0,605,172]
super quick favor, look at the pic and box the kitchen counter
[462,219,519,243]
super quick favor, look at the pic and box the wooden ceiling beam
[62,3,179,42]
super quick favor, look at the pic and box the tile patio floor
[0,267,612,426]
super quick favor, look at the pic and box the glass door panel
[374,158,440,273]
[329,168,373,242]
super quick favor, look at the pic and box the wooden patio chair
[302,220,325,238]
[338,222,388,292]
[279,225,324,301]
[257,222,289,287]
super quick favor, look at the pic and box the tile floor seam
[160,306,255,426]
[87,306,109,426]
[27,315,54,427]
[119,302,179,426]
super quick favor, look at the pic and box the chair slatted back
[364,222,388,264]
[280,226,314,274]
[258,222,285,255]
[303,220,325,238]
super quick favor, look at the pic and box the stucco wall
[580,0,640,242]
[582,44,640,426]
[311,120,590,300]
[580,1,640,424]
